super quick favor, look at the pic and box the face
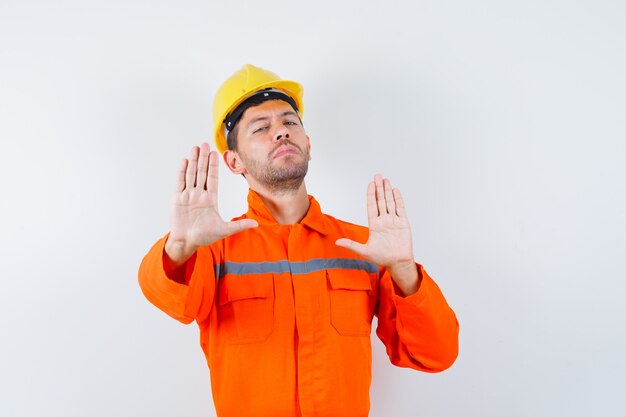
[225,99,311,193]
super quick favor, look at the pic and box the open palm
[336,175,414,268]
[167,143,257,261]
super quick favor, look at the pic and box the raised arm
[138,142,258,323]
[336,174,458,371]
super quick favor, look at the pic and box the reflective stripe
[214,258,378,278]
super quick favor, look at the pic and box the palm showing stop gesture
[336,174,419,296]
[165,142,258,266]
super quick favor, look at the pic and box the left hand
[336,174,419,295]
[336,174,415,268]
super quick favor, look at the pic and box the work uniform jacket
[138,189,459,417]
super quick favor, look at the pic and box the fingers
[383,178,396,215]
[374,174,386,215]
[392,187,407,218]
[335,238,368,257]
[196,143,210,190]
[371,174,404,217]
[224,219,258,237]
[207,149,219,195]
[366,181,378,221]
[176,158,188,192]
[178,143,213,193]
[185,146,199,189]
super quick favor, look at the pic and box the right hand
[165,142,258,265]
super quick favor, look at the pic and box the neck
[250,181,310,225]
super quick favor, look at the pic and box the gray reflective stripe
[214,258,378,278]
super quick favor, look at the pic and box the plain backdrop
[1,1,625,416]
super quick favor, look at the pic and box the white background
[1,1,625,416]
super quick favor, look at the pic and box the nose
[273,124,290,142]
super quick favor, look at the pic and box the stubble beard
[240,145,309,195]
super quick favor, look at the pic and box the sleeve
[137,234,217,324]
[375,263,459,372]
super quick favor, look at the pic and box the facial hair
[239,139,309,195]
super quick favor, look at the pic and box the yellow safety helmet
[212,64,304,154]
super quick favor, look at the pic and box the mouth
[272,146,300,159]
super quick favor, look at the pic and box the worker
[138,64,459,417]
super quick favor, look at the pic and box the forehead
[239,99,296,124]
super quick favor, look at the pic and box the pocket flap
[327,270,373,291]
[218,274,274,305]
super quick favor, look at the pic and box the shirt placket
[288,224,323,417]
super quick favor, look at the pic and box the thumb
[223,219,259,237]
[335,238,368,257]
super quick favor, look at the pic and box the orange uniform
[138,189,459,417]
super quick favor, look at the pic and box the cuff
[390,263,432,307]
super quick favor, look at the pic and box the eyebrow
[247,111,299,127]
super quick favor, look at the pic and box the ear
[223,150,248,175]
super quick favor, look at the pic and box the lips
[272,146,300,158]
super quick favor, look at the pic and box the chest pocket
[326,269,375,336]
[217,274,275,344]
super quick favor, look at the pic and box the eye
[285,120,297,126]
[252,126,267,133]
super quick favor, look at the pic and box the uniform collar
[246,188,329,236]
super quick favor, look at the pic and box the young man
[138,64,459,417]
